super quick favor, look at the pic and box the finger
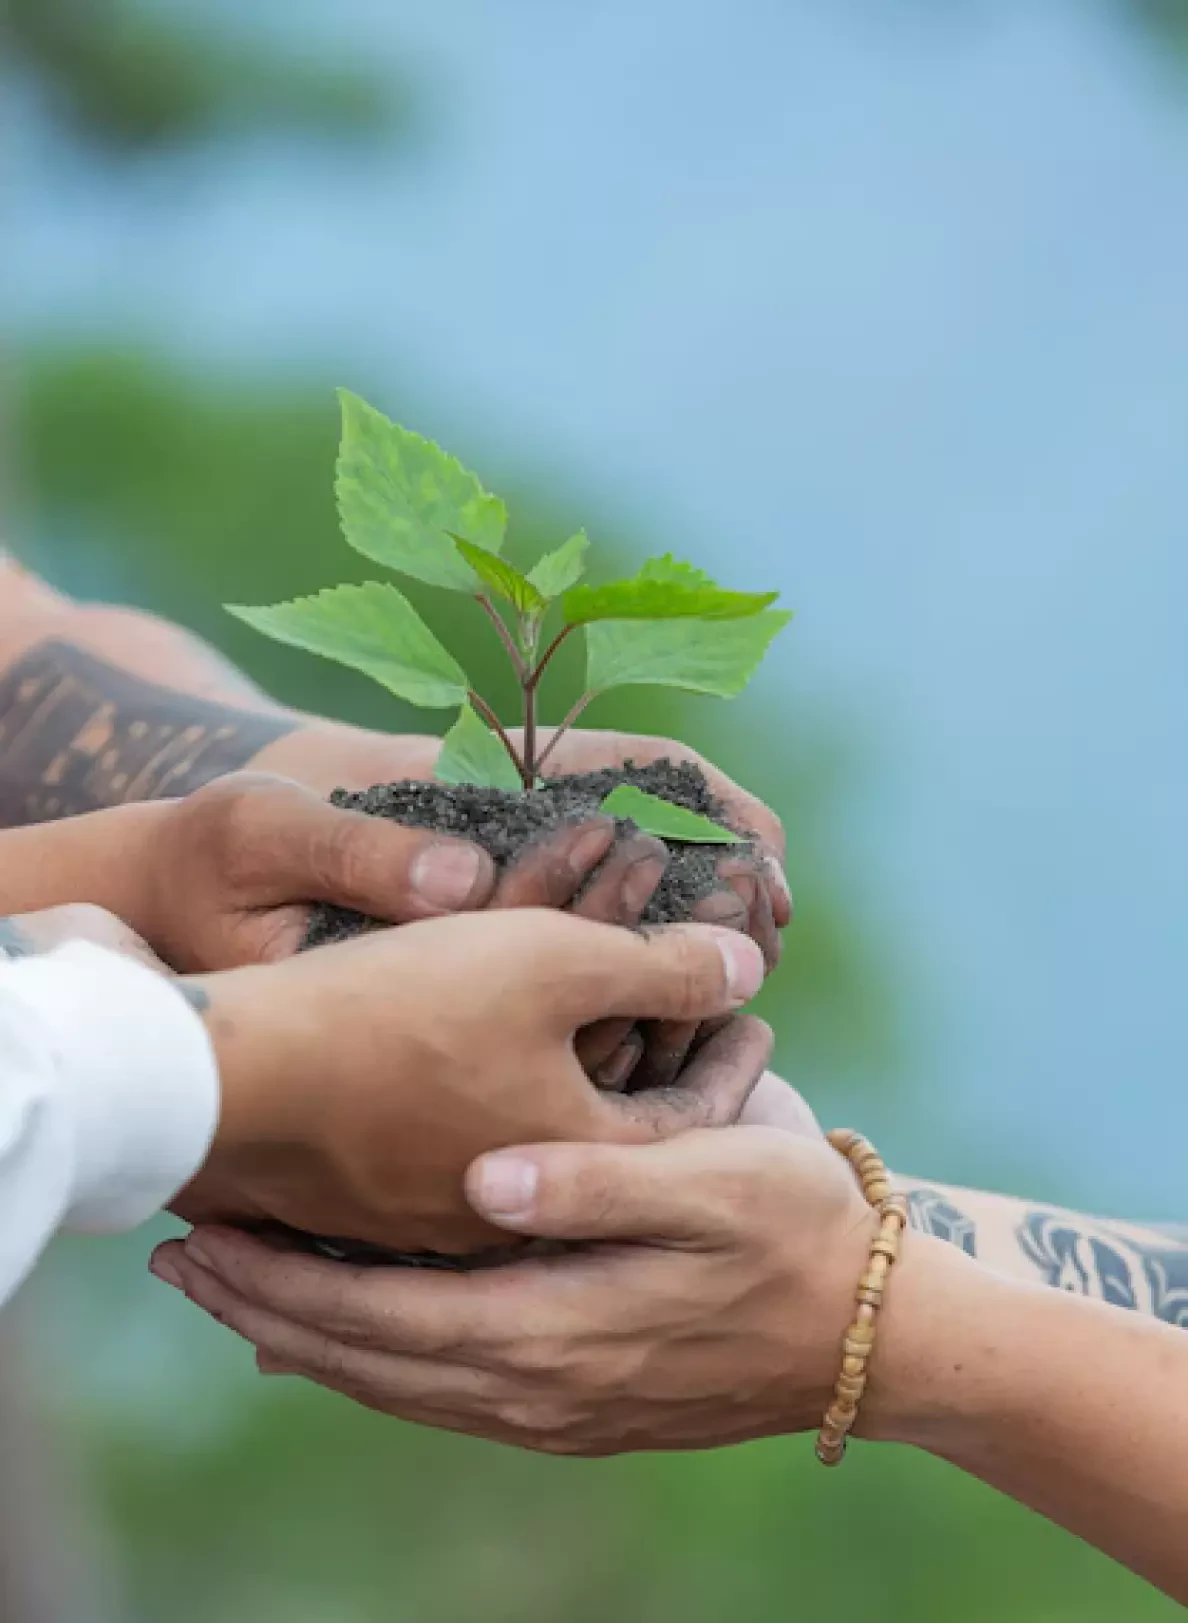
[739,1071,824,1136]
[573,1017,636,1077]
[609,1015,772,1137]
[567,833,668,927]
[699,862,780,970]
[466,1107,782,1244]
[761,853,793,929]
[153,1229,525,1358]
[629,882,748,1092]
[241,777,497,921]
[749,882,782,969]
[490,818,616,910]
[589,1029,645,1092]
[536,915,765,1030]
[155,1247,502,1403]
[626,1019,699,1092]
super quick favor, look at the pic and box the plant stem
[522,677,537,785]
[468,690,530,788]
[476,595,525,678]
[526,623,576,691]
[533,690,598,778]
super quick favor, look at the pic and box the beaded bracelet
[815,1128,909,1467]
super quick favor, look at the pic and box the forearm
[871,1236,1188,1601]
[0,560,299,821]
[0,805,164,926]
[896,1172,1188,1325]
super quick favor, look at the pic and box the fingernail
[764,854,793,912]
[411,841,489,910]
[471,1153,538,1221]
[594,1035,644,1091]
[566,820,615,881]
[713,929,765,1006]
[150,1255,183,1290]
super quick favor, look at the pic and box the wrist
[0,800,172,929]
[858,1229,1019,1454]
[174,962,324,1223]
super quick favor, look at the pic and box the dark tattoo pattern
[177,982,211,1015]
[1017,1211,1188,1328]
[0,640,296,825]
[0,917,35,959]
[907,1188,978,1257]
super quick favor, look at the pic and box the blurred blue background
[3,1,1187,1618]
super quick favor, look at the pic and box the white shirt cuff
[3,942,220,1233]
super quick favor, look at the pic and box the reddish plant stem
[468,690,530,788]
[476,595,525,678]
[533,690,599,777]
[522,680,537,784]
[526,623,576,691]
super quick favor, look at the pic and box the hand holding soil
[170,909,770,1257]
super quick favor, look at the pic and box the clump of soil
[304,757,749,949]
[297,757,756,1272]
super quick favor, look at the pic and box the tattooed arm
[0,558,445,823]
[899,1181,1188,1327]
[167,1085,1188,1602]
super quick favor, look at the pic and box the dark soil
[304,757,751,949]
[298,757,756,1272]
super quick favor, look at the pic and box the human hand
[167,912,771,1255]
[155,1120,917,1452]
[249,721,789,1089]
[251,719,789,949]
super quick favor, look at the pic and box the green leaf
[563,552,778,624]
[599,784,744,844]
[336,389,507,591]
[435,702,524,791]
[527,531,589,599]
[585,609,791,699]
[638,553,715,590]
[227,582,468,708]
[451,536,545,613]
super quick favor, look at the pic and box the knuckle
[506,1336,572,1380]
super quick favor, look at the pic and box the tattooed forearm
[1017,1211,1188,1328]
[907,1188,978,1257]
[0,641,296,825]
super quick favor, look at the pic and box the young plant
[228,391,791,843]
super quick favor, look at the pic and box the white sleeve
[0,940,219,1308]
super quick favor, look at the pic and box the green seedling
[229,390,791,841]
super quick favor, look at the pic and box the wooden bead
[817,1128,903,1471]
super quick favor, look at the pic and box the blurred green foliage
[1,0,409,149]
[7,4,1185,1619]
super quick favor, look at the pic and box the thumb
[237,777,497,922]
[542,915,765,1030]
[464,1129,766,1245]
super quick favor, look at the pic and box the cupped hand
[152,1118,906,1454]
[251,719,790,948]
[167,911,771,1256]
